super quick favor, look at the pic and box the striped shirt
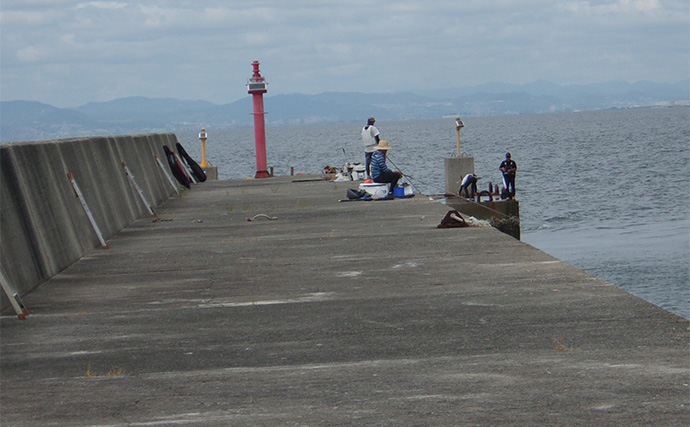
[370,151,391,179]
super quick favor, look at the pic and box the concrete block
[444,156,474,195]
[202,166,218,180]
[0,141,86,293]
[60,137,136,238]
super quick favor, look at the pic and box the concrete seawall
[0,134,182,310]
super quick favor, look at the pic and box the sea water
[178,106,690,319]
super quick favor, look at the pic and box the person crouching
[370,140,402,196]
[459,173,478,198]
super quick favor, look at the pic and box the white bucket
[351,164,366,181]
[359,182,390,199]
[402,182,414,197]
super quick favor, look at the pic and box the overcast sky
[1,0,688,108]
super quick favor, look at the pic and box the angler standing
[361,116,380,179]
[499,152,517,199]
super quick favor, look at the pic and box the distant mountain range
[1,80,688,142]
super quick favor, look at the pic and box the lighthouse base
[255,170,271,179]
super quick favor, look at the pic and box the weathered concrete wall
[446,197,521,239]
[444,156,474,195]
[446,197,520,221]
[0,134,183,310]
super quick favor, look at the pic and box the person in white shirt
[459,173,478,198]
[361,116,380,179]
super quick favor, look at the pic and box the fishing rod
[340,147,349,165]
[388,153,511,219]
[384,155,425,195]
[459,194,512,219]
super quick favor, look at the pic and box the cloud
[15,46,42,62]
[0,0,687,107]
[76,1,127,10]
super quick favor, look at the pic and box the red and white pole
[247,60,270,178]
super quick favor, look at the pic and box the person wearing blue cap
[499,152,517,199]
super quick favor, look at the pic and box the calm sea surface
[178,106,690,319]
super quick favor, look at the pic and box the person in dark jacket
[499,152,517,199]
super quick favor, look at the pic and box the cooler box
[394,183,414,198]
[359,182,389,199]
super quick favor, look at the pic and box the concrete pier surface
[2,176,688,426]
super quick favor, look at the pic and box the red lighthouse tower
[247,60,270,178]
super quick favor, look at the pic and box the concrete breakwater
[0,134,182,310]
[1,174,688,425]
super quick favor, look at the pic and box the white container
[351,164,366,181]
[359,182,389,199]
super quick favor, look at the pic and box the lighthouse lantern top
[247,60,268,94]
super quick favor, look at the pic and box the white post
[155,154,180,195]
[121,162,155,217]
[174,152,197,184]
[67,172,109,249]
[0,268,29,320]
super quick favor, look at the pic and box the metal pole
[121,162,155,217]
[201,139,207,166]
[155,154,180,195]
[252,92,269,177]
[0,268,29,319]
[248,61,270,178]
[455,117,464,156]
[456,128,461,156]
[199,128,208,167]
[68,172,109,249]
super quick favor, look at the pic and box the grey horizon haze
[1,0,688,108]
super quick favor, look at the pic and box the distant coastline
[1,79,688,143]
